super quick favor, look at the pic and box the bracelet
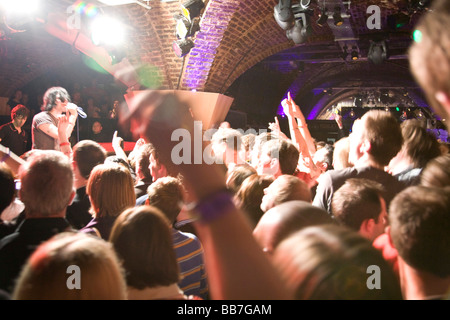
[0,148,11,163]
[188,190,235,223]
[60,142,70,147]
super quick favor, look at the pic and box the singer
[31,86,79,151]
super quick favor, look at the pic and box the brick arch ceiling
[1,0,298,96]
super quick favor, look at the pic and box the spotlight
[333,6,343,26]
[173,38,195,57]
[286,14,311,44]
[351,46,359,60]
[300,0,314,10]
[174,14,200,39]
[274,0,294,30]
[91,16,125,46]
[316,7,328,26]
[368,40,389,65]
[181,0,205,22]
[349,108,356,118]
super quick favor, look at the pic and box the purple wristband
[193,191,235,223]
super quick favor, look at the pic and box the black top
[66,186,93,230]
[0,217,73,293]
[0,122,28,156]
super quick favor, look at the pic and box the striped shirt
[172,228,209,299]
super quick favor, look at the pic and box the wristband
[188,190,235,223]
[0,148,11,163]
[60,142,70,147]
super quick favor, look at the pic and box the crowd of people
[0,0,450,301]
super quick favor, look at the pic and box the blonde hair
[12,232,127,300]
[87,163,135,218]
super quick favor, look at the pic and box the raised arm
[123,91,288,300]
[57,114,73,158]
[112,130,128,163]
[284,92,316,156]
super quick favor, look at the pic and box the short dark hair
[262,139,300,175]
[362,110,403,166]
[389,186,450,277]
[11,104,30,121]
[43,87,71,111]
[331,178,385,231]
[72,140,107,180]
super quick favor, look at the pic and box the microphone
[67,103,87,118]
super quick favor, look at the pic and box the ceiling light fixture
[316,7,328,27]
[350,46,359,60]
[181,0,205,22]
[333,6,343,26]
[286,12,311,44]
[368,40,389,65]
[173,38,195,57]
[274,0,295,30]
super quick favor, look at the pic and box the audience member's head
[348,110,403,167]
[12,232,127,300]
[133,143,153,183]
[19,150,74,218]
[253,200,333,255]
[312,143,334,172]
[331,178,387,241]
[87,163,135,219]
[260,174,311,213]
[408,0,450,130]
[226,164,257,194]
[109,206,182,299]
[387,120,441,175]
[388,186,450,299]
[273,224,403,300]
[211,128,244,165]
[420,153,450,188]
[332,137,351,170]
[146,176,184,225]
[72,140,107,180]
[250,132,278,169]
[240,133,256,163]
[257,138,300,178]
[0,164,15,214]
[234,173,275,228]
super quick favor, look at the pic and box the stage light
[181,0,205,22]
[91,16,125,46]
[368,40,389,65]
[300,0,314,10]
[286,14,311,44]
[173,38,195,57]
[333,6,343,26]
[174,14,200,39]
[274,0,294,30]
[351,46,359,60]
[316,6,328,27]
